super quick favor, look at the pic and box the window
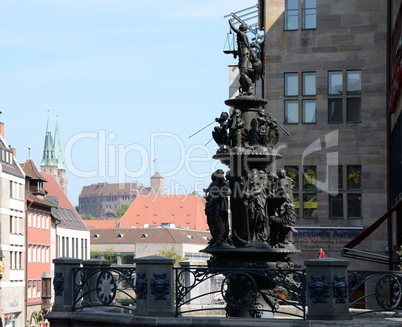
[329,194,343,218]
[328,99,343,123]
[33,280,37,299]
[302,100,316,123]
[328,71,343,95]
[348,194,362,218]
[327,165,362,219]
[285,0,298,30]
[285,101,299,123]
[347,165,362,190]
[285,73,298,96]
[347,71,362,94]
[302,72,316,96]
[37,280,41,298]
[328,70,362,123]
[347,98,361,122]
[284,72,316,124]
[302,0,316,29]
[303,166,316,190]
[28,281,32,299]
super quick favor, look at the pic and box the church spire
[40,114,57,168]
[54,117,66,170]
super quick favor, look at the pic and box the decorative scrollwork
[135,273,148,300]
[96,270,116,305]
[308,275,329,303]
[151,273,170,300]
[375,274,401,310]
[333,276,348,303]
[221,272,257,309]
[53,272,64,296]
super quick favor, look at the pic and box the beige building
[0,122,26,327]
[251,0,389,269]
[90,227,210,264]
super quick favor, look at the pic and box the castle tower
[40,115,58,176]
[150,172,164,194]
[54,118,68,195]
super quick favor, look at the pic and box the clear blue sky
[1,0,257,207]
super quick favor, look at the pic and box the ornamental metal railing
[174,267,307,319]
[348,270,402,316]
[72,266,137,311]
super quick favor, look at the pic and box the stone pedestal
[305,257,352,320]
[52,257,83,312]
[134,255,175,317]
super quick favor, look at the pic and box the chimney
[0,122,4,139]
[11,148,16,158]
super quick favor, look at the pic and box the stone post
[305,257,352,320]
[134,255,175,317]
[82,259,112,306]
[52,257,82,312]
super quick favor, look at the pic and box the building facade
[90,227,210,264]
[0,122,26,327]
[78,174,163,218]
[41,173,90,261]
[256,0,388,269]
[21,159,57,327]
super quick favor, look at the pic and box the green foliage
[90,249,101,259]
[104,247,116,262]
[156,245,188,267]
[85,214,93,220]
[117,204,130,218]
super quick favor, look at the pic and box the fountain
[201,19,300,317]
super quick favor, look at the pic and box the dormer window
[117,234,124,239]
[93,234,100,239]
[141,234,148,239]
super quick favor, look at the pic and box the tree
[104,247,116,262]
[117,204,130,218]
[156,245,188,267]
[75,205,80,213]
[90,249,101,259]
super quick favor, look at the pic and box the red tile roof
[85,218,121,229]
[120,195,208,230]
[21,159,47,181]
[41,173,88,231]
[90,228,209,245]
[79,182,150,198]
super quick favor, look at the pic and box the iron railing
[174,267,307,319]
[72,266,137,311]
[68,265,402,319]
[348,270,402,316]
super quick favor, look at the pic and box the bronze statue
[228,109,248,148]
[212,112,229,152]
[268,169,297,247]
[204,169,232,248]
[228,20,262,96]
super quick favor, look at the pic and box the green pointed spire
[54,118,66,170]
[40,114,57,167]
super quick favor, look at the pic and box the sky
[0,0,258,207]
